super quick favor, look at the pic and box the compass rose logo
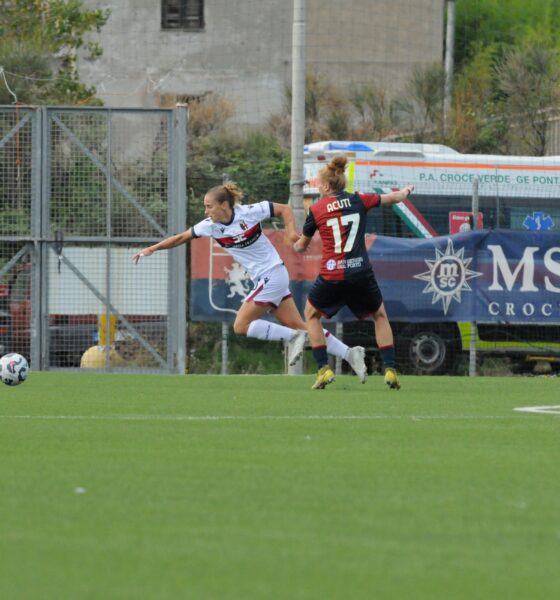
[414,239,482,315]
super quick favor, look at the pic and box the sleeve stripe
[268,201,274,218]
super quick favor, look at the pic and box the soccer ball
[0,353,29,386]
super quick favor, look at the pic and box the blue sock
[312,346,328,369]
[379,345,395,370]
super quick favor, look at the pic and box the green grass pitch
[1,373,559,599]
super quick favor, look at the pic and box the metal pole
[219,172,231,376]
[105,109,112,368]
[30,107,43,370]
[39,107,50,369]
[171,105,187,374]
[221,322,229,375]
[287,0,307,376]
[290,0,306,230]
[443,0,456,134]
[335,322,343,375]
[469,177,479,377]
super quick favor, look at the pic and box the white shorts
[244,263,292,309]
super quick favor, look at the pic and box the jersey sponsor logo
[325,257,365,272]
[336,257,363,270]
[216,222,262,249]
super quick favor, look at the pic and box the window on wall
[162,0,204,30]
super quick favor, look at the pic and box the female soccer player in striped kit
[293,156,413,390]
[133,182,367,378]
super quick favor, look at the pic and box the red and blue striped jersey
[303,191,380,280]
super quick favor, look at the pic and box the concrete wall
[79,0,444,125]
[307,0,444,96]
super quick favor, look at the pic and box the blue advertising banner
[190,230,560,324]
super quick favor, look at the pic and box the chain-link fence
[0,105,186,373]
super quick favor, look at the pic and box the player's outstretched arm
[132,228,194,263]
[380,185,414,205]
[272,202,300,243]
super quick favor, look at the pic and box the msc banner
[190,229,560,324]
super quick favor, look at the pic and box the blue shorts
[307,271,383,319]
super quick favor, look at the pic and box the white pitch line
[514,405,560,415]
[0,414,522,422]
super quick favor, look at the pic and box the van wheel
[397,327,455,375]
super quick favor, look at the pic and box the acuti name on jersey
[326,197,351,212]
[215,222,262,248]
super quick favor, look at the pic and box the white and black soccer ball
[0,353,29,386]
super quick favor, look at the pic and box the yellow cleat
[311,366,335,390]
[384,367,401,390]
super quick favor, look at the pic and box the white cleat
[346,346,368,384]
[287,330,307,366]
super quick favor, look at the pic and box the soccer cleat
[346,346,368,384]
[311,365,335,390]
[287,329,307,366]
[384,367,401,390]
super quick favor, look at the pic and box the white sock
[324,329,349,359]
[247,322,348,356]
[247,319,297,342]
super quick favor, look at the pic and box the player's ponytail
[318,155,347,193]
[207,182,244,208]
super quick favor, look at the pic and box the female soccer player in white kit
[133,182,367,378]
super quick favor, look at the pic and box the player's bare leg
[233,300,274,336]
[271,296,306,330]
[372,303,400,390]
[304,301,328,351]
[372,303,393,348]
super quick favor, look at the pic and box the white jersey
[192,201,283,281]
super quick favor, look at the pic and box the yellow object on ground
[99,314,118,346]
[80,345,123,368]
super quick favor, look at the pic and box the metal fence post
[221,322,229,375]
[289,0,306,231]
[335,322,343,374]
[287,0,306,375]
[29,107,43,370]
[105,108,113,368]
[469,177,479,377]
[39,106,50,369]
[171,104,187,374]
